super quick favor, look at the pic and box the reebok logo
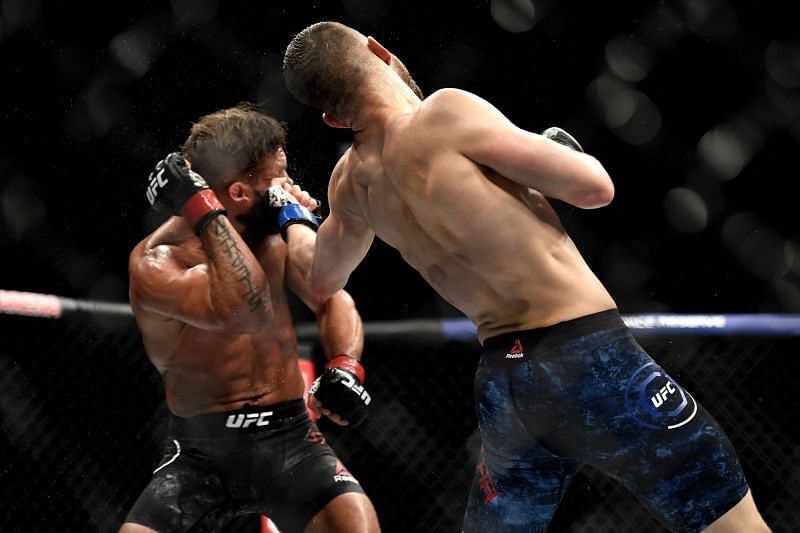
[225,411,273,429]
[333,459,359,484]
[505,339,525,359]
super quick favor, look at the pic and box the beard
[391,55,424,99]
[235,190,281,241]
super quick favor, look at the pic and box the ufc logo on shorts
[146,169,168,205]
[650,381,677,408]
[342,374,371,405]
[225,411,274,428]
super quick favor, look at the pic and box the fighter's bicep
[451,107,548,180]
[318,208,374,263]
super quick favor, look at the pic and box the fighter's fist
[262,180,320,240]
[308,355,370,427]
[145,152,226,234]
[541,127,584,153]
[146,153,207,212]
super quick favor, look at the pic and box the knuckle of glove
[165,152,186,168]
[313,368,370,426]
[267,185,299,207]
[145,152,210,214]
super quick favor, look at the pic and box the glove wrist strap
[182,190,227,235]
[279,204,319,241]
[326,354,365,382]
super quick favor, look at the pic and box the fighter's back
[338,88,616,341]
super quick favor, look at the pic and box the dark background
[1,1,799,532]
[1,0,798,317]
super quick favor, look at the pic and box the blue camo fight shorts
[464,309,749,532]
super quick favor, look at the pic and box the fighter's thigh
[463,446,578,533]
[124,440,227,532]
[581,363,750,531]
[303,493,379,533]
[703,490,770,533]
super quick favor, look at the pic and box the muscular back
[335,89,616,341]
[129,218,304,417]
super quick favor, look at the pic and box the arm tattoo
[211,218,264,312]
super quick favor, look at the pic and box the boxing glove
[541,127,584,153]
[263,184,320,240]
[145,152,226,235]
[308,355,371,427]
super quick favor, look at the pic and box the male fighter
[123,103,379,532]
[281,22,770,532]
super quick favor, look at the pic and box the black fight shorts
[125,399,364,532]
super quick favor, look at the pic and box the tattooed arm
[129,216,273,333]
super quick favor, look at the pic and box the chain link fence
[0,315,800,532]
[1,313,798,532]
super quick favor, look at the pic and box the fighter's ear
[225,180,249,205]
[367,36,391,65]
[322,112,350,129]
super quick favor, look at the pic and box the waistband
[168,398,308,438]
[482,309,626,366]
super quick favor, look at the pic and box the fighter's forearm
[286,223,318,286]
[200,216,272,328]
[315,290,364,361]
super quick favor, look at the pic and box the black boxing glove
[541,127,584,153]
[145,152,226,235]
[263,184,320,241]
[308,355,370,427]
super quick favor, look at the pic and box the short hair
[283,21,368,120]
[181,103,286,189]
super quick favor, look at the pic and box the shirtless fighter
[281,22,770,532]
[122,104,379,532]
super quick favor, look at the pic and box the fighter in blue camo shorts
[280,23,771,531]
[465,310,749,532]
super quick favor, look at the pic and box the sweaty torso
[130,220,304,417]
[339,95,616,343]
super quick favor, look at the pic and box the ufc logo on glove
[146,168,169,206]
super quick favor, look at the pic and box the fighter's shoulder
[328,150,353,195]
[129,225,200,279]
[418,88,491,118]
[327,151,361,208]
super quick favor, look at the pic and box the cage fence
[1,307,798,532]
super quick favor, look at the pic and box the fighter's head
[182,103,289,233]
[282,21,423,128]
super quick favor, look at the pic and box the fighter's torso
[130,218,304,417]
[339,97,616,342]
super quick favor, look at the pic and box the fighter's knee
[703,490,770,533]
[304,493,380,533]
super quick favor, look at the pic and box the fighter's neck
[351,100,417,147]
[352,87,419,128]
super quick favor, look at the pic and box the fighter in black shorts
[124,104,379,532]
[126,400,364,531]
